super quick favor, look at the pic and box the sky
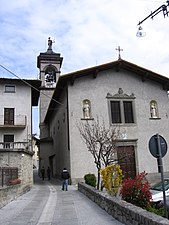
[0,0,169,135]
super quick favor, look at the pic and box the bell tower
[37,37,63,138]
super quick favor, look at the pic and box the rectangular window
[5,85,15,93]
[123,101,134,123]
[110,101,121,123]
[110,100,134,124]
[4,108,14,125]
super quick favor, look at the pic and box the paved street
[0,170,124,225]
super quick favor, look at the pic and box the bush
[84,173,96,187]
[147,205,164,217]
[120,171,152,209]
[100,164,123,196]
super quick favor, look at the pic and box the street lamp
[136,26,146,37]
[136,1,169,37]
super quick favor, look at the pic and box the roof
[0,78,41,106]
[45,58,169,121]
[37,52,63,68]
[61,59,169,84]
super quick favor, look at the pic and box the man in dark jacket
[61,168,70,191]
[41,166,45,180]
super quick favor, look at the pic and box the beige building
[38,43,169,184]
[0,78,41,189]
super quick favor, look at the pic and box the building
[0,78,41,189]
[38,42,169,184]
[32,135,39,169]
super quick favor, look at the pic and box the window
[123,101,134,123]
[4,108,14,125]
[4,134,14,149]
[110,100,134,124]
[110,101,121,123]
[107,88,135,124]
[5,85,15,93]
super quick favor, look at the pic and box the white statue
[83,100,90,119]
[151,102,157,118]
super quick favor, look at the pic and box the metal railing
[0,167,18,187]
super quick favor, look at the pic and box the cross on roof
[115,46,123,59]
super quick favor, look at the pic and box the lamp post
[136,1,169,37]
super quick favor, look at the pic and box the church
[38,38,169,184]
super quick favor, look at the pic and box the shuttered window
[110,101,121,123]
[123,101,134,123]
[4,108,14,125]
[110,100,134,124]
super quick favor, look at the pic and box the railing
[0,142,29,150]
[0,115,27,127]
[0,167,18,187]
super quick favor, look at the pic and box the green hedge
[84,173,96,187]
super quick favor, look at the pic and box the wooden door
[117,146,136,179]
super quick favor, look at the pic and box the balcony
[0,142,33,155]
[0,115,27,129]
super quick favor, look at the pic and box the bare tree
[77,116,119,190]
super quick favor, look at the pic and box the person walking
[41,166,45,180]
[61,168,70,191]
[47,166,51,180]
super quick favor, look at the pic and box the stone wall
[0,183,31,209]
[78,182,169,225]
[0,151,33,188]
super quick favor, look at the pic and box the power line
[0,64,63,106]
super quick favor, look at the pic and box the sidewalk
[0,170,125,225]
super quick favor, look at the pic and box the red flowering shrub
[120,171,152,209]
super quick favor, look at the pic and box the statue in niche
[150,101,158,118]
[83,100,91,119]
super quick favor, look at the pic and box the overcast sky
[0,0,169,135]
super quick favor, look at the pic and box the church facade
[38,42,169,184]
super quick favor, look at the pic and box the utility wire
[0,64,63,106]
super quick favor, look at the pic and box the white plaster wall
[68,68,169,180]
[0,82,32,142]
[0,80,33,188]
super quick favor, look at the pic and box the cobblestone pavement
[0,170,125,225]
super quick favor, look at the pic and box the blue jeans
[62,179,68,191]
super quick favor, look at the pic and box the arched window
[150,100,158,118]
[82,99,91,119]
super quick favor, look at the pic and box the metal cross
[115,46,123,59]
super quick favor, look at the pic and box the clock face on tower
[45,67,56,88]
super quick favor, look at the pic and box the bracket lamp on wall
[136,26,146,37]
[136,1,169,37]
